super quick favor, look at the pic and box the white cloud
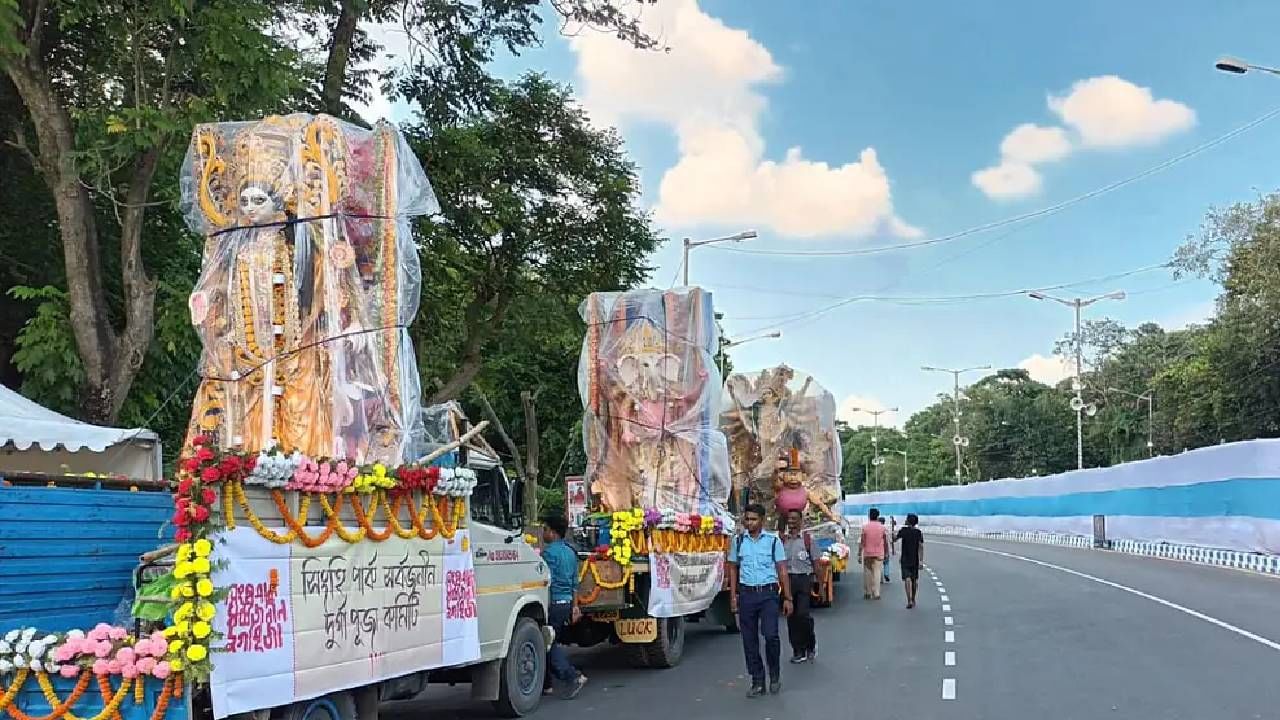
[971,160,1042,200]
[837,394,900,427]
[1018,353,1074,386]
[569,0,918,239]
[1161,299,1216,331]
[1000,123,1072,164]
[972,76,1194,200]
[1048,75,1196,149]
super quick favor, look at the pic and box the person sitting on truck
[541,517,589,699]
[781,509,817,664]
[728,503,794,698]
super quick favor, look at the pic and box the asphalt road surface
[387,535,1280,720]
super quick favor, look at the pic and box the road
[387,536,1280,720]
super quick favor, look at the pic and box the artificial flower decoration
[246,450,302,488]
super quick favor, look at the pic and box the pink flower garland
[286,458,356,493]
[52,624,175,679]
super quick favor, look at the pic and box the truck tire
[492,618,546,718]
[642,616,685,668]
[280,693,356,720]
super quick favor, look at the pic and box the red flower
[195,447,215,463]
[173,510,190,526]
[244,455,257,472]
[175,528,192,543]
[201,488,217,505]
[177,477,193,495]
[219,456,243,477]
[191,435,210,448]
[176,497,190,511]
[180,458,200,474]
[191,505,210,523]
[200,466,222,483]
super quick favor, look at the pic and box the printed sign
[647,551,724,617]
[565,476,587,528]
[209,527,479,719]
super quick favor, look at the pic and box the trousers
[738,589,781,686]
[786,573,815,656]
[863,557,883,598]
[546,601,580,685]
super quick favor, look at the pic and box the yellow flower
[169,585,184,600]
[372,463,387,477]
[176,544,192,562]
[192,622,211,639]
[196,603,216,622]
[174,603,194,622]
[194,539,213,557]
[169,659,183,672]
[196,579,214,597]
[181,584,195,598]
[168,639,185,654]
[192,558,211,574]
[186,644,208,662]
[174,620,190,636]
[174,560,193,579]
[163,626,179,638]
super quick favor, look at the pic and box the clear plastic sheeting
[179,114,437,466]
[721,366,843,527]
[578,287,732,525]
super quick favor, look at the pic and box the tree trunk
[108,145,161,418]
[320,0,368,117]
[429,292,511,403]
[3,52,120,422]
[520,390,539,524]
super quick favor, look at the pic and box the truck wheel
[642,616,685,669]
[280,693,356,720]
[492,618,546,718]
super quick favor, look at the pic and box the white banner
[210,527,479,719]
[647,551,724,618]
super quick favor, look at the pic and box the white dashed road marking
[937,540,1280,654]
[945,630,955,643]
[945,651,956,666]
[942,678,956,700]
[940,594,949,601]
[944,616,954,626]
[942,604,952,612]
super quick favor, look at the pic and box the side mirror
[510,476,526,529]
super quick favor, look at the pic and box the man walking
[858,508,886,600]
[728,503,793,697]
[541,517,588,698]
[896,513,925,609]
[781,509,816,664]
[879,515,893,583]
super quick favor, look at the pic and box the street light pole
[1027,290,1125,470]
[851,406,897,492]
[682,230,758,286]
[718,330,782,377]
[1215,56,1280,77]
[1107,387,1155,458]
[894,449,908,490]
[921,365,990,484]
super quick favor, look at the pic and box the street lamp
[850,406,897,492]
[1026,290,1125,470]
[1107,387,1155,458]
[921,365,990,484]
[718,330,782,376]
[1214,56,1280,77]
[682,230,757,285]
[894,449,908,490]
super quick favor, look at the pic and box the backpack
[734,531,780,563]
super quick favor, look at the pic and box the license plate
[614,618,657,644]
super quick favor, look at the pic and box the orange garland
[272,490,336,548]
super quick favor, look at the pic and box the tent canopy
[0,384,161,480]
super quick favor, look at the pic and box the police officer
[727,503,793,697]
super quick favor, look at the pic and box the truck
[0,407,554,720]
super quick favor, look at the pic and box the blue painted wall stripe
[842,477,1280,521]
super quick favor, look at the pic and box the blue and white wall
[843,439,1280,555]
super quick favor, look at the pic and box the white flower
[41,635,58,645]
[0,659,12,673]
[0,640,10,654]
[20,628,35,642]
[2,629,18,643]
[11,655,25,667]
[30,659,43,672]
[66,629,84,641]
[14,640,27,654]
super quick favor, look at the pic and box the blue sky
[383,1,1280,423]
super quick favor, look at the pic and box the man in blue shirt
[541,516,588,698]
[727,503,793,697]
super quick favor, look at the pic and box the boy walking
[896,513,925,609]
[728,503,794,697]
[781,509,816,663]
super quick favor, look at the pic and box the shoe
[769,679,781,695]
[789,654,807,664]
[566,675,588,700]
[806,650,816,662]
[746,685,765,698]
[864,593,872,600]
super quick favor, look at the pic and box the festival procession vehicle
[0,114,555,720]
[559,288,739,667]
[721,366,850,608]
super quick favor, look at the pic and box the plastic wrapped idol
[721,365,843,528]
[179,114,437,466]
[578,287,732,528]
